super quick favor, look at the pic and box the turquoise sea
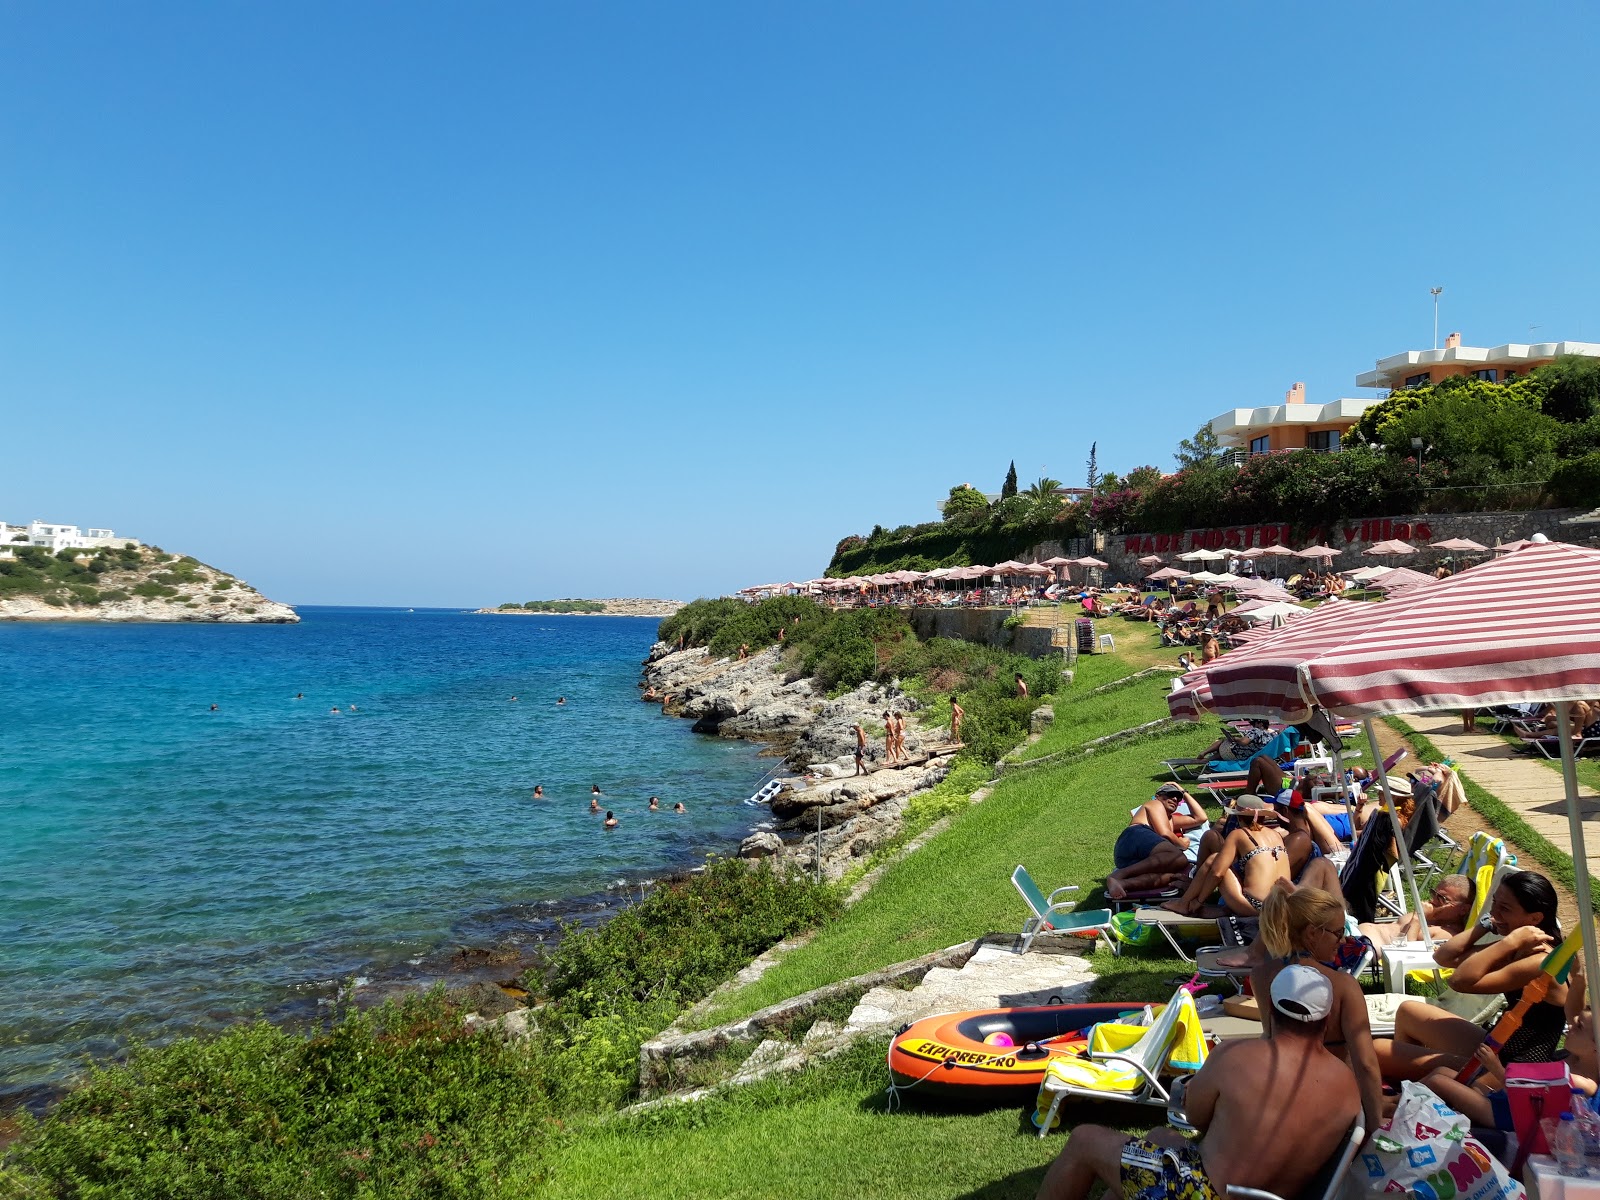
[0,608,769,1102]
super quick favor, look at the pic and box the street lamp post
[1431,287,1443,349]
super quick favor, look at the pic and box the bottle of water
[1554,1112,1587,1177]
[1572,1092,1600,1177]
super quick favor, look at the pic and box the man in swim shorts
[1035,966,1360,1200]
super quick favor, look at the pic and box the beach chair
[1521,732,1600,759]
[1129,907,1221,963]
[1032,987,1207,1134]
[1224,1118,1366,1200]
[1011,866,1116,955]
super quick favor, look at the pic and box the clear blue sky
[5,3,1598,606]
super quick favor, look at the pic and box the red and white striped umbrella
[1166,598,1366,722]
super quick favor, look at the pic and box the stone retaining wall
[907,607,1059,658]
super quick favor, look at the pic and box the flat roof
[1356,341,1600,389]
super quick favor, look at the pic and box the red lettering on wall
[1223,528,1241,548]
[1394,522,1411,540]
[1344,526,1359,543]
[1206,530,1224,549]
[1142,536,1156,554]
[1415,522,1432,541]
[1125,536,1140,553]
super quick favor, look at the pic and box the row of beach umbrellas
[737,557,1113,596]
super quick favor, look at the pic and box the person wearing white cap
[1035,966,1359,1200]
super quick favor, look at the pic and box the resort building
[1356,334,1600,392]
[0,520,139,553]
[1208,382,1379,456]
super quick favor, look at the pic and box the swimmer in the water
[673,801,686,813]
[533,785,544,799]
[591,785,603,798]
[348,704,357,712]
[557,697,566,706]
[509,695,518,702]
[295,693,304,700]
[331,707,341,714]
[590,796,600,812]
[603,811,618,829]
[209,704,218,711]
[648,796,660,812]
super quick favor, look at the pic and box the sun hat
[1155,782,1186,796]
[1230,796,1271,814]
[1270,965,1333,1022]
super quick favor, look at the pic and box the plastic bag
[1348,1081,1524,1200]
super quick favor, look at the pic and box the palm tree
[1023,476,1063,502]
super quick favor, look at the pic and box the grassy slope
[692,614,1203,1027]
[540,1042,1065,1200]
[539,622,1203,1197]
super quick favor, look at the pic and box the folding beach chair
[1011,866,1116,955]
[1032,987,1208,1135]
[1129,907,1220,963]
[1224,1118,1366,1200]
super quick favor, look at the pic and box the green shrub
[1549,452,1600,507]
[132,581,178,599]
[7,991,557,1200]
[211,579,234,591]
[43,594,66,607]
[88,557,110,574]
[517,599,606,614]
[537,859,841,1018]
[99,589,129,603]
[1002,614,1024,631]
[55,547,81,563]
[67,585,101,606]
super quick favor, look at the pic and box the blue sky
[4,3,1598,605]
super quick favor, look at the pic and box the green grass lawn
[693,717,1212,1028]
[538,1040,1118,1200]
[1015,676,1173,762]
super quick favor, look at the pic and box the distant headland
[0,518,296,623]
[476,598,685,618]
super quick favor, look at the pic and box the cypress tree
[1001,461,1018,498]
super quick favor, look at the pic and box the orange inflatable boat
[887,1002,1142,1104]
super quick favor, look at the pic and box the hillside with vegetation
[830,355,1600,576]
[0,543,296,623]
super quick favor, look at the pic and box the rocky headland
[0,546,296,623]
[639,642,958,879]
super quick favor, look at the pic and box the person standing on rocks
[852,723,868,775]
[951,698,964,745]
[1015,673,1029,699]
[882,711,898,765]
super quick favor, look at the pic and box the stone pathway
[1402,713,1600,859]
[843,940,1099,1037]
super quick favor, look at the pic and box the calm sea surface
[0,608,769,1099]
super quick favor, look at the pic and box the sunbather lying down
[1160,798,1343,918]
[1105,784,1208,899]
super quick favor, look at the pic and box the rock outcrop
[641,642,959,880]
[477,598,685,618]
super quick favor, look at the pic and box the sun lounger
[1129,906,1221,963]
[1011,865,1116,955]
[1032,987,1208,1134]
[1520,733,1600,759]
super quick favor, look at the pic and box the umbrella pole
[1363,717,1431,943]
[1329,744,1357,846]
[1555,704,1600,1066]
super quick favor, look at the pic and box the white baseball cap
[1270,965,1333,1022]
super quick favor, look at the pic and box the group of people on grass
[1037,717,1594,1200]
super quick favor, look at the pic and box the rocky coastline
[639,642,958,879]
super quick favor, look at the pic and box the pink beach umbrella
[1362,539,1419,559]
[1294,545,1339,561]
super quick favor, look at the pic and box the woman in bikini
[1162,797,1290,917]
[1375,870,1567,1081]
[1252,885,1383,1135]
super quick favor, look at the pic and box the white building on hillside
[0,521,140,554]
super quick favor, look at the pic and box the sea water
[0,608,768,1100]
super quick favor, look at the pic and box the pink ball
[984,1032,1015,1048]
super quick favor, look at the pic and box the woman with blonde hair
[1251,884,1382,1133]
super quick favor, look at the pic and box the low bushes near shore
[2,862,841,1200]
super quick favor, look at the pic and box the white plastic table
[1380,940,1445,993]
